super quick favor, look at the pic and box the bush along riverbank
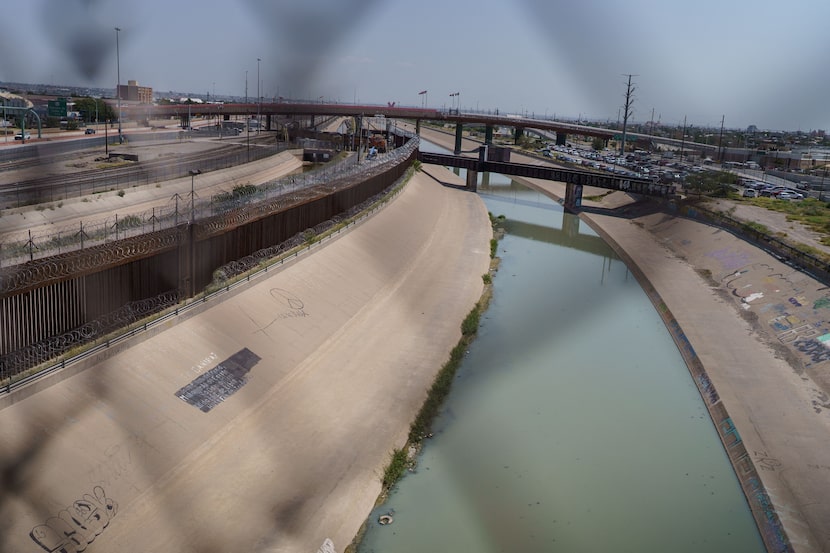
[345,212,505,553]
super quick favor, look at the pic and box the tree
[73,97,115,124]
[591,137,605,151]
[685,170,737,198]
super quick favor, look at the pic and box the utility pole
[620,74,637,156]
[115,27,122,144]
[650,107,655,136]
[679,115,687,163]
[717,114,726,163]
[256,58,261,134]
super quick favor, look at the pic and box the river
[355,144,764,553]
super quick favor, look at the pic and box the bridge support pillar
[415,119,421,136]
[556,133,567,146]
[563,182,583,213]
[466,169,478,192]
[514,126,524,145]
[484,124,494,145]
[266,114,272,131]
[454,122,463,155]
[564,212,581,238]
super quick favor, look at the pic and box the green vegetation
[741,220,770,234]
[213,183,258,203]
[382,448,411,488]
[740,197,830,248]
[482,273,492,284]
[73,97,116,123]
[117,189,125,197]
[685,170,739,198]
[116,215,142,230]
[461,306,481,335]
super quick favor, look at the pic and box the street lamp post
[256,58,261,134]
[449,92,460,114]
[115,27,122,143]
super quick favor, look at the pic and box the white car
[14,132,31,140]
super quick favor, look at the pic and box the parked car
[743,188,759,198]
[14,132,31,140]
[776,190,803,200]
[796,181,811,190]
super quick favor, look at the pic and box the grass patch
[382,449,410,489]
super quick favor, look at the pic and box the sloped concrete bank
[583,213,793,553]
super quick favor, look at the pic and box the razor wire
[0,135,418,268]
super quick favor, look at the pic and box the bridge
[123,101,616,149]
[418,149,677,210]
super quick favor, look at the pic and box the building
[117,80,153,104]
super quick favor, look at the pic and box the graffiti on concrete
[746,477,791,552]
[190,352,219,375]
[88,441,133,487]
[813,296,830,310]
[269,288,309,320]
[175,348,262,412]
[720,417,742,449]
[29,486,117,553]
[697,373,720,405]
[317,538,337,553]
[778,324,821,345]
[768,313,801,332]
[753,450,782,472]
[705,248,753,272]
[247,288,309,339]
[794,337,830,364]
[788,295,807,307]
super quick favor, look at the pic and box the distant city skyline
[2,0,829,132]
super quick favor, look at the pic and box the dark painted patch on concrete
[175,348,261,412]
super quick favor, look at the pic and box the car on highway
[14,132,31,140]
[84,128,96,134]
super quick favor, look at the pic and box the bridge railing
[0,135,419,268]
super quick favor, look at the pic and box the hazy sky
[2,0,829,132]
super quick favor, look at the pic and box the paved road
[0,141,303,245]
[0,164,491,553]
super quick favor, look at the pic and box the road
[0,138,303,245]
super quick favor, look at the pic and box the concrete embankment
[0,164,492,553]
